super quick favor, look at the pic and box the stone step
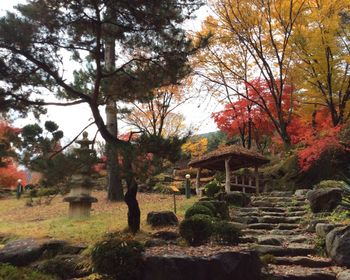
[288,235,313,244]
[270,229,304,235]
[275,223,300,230]
[252,201,307,208]
[256,207,286,213]
[236,207,261,213]
[270,256,333,268]
[242,228,304,236]
[242,229,269,235]
[258,216,302,224]
[234,211,305,220]
[247,223,276,230]
[252,197,294,203]
[246,222,300,230]
[235,207,288,214]
[265,191,294,197]
[253,244,315,257]
[245,234,312,245]
[288,211,307,217]
[239,236,258,243]
[288,206,307,212]
[267,265,336,280]
[257,236,284,246]
[231,216,259,224]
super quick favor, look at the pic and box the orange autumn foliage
[0,161,27,188]
[0,121,26,188]
[292,109,346,171]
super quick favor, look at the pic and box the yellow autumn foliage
[181,138,208,158]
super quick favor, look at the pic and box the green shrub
[91,235,144,280]
[36,187,59,197]
[194,200,229,220]
[222,192,251,207]
[209,200,230,220]
[29,188,38,197]
[204,180,221,197]
[184,204,215,219]
[314,180,346,190]
[193,201,216,215]
[213,221,241,245]
[179,214,215,246]
[0,263,56,280]
[260,254,276,265]
[340,177,350,212]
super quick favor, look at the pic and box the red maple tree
[0,121,26,188]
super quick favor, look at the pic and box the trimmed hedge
[92,235,144,280]
[184,204,215,219]
[179,214,215,246]
[195,200,229,220]
[214,221,241,245]
[205,181,222,197]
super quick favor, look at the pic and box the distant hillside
[191,130,228,152]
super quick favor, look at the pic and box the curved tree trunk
[125,177,140,234]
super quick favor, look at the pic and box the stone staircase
[230,191,341,280]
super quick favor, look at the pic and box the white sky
[1,1,219,145]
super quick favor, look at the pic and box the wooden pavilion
[188,145,270,194]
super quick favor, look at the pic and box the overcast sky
[1,1,219,145]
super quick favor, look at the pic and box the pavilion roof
[188,145,270,171]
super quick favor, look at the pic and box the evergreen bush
[314,180,346,190]
[179,214,215,246]
[184,204,215,219]
[0,263,55,280]
[91,235,144,280]
[204,180,221,197]
[213,221,241,245]
[193,201,216,215]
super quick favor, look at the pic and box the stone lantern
[63,132,98,217]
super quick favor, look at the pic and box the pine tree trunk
[125,178,140,234]
[105,37,123,201]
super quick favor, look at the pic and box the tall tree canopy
[0,0,203,233]
[125,85,189,138]
[293,0,350,126]
[194,0,306,149]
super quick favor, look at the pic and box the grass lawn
[0,191,197,244]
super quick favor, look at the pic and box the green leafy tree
[20,121,78,187]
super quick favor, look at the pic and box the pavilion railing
[230,173,264,193]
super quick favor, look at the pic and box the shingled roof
[188,145,270,171]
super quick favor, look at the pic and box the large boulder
[142,251,261,280]
[306,188,342,213]
[0,238,68,266]
[326,226,350,267]
[294,189,310,198]
[337,270,350,280]
[315,223,337,238]
[147,211,178,227]
[33,254,91,280]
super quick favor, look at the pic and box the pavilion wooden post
[255,165,260,194]
[195,168,202,196]
[225,157,231,193]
